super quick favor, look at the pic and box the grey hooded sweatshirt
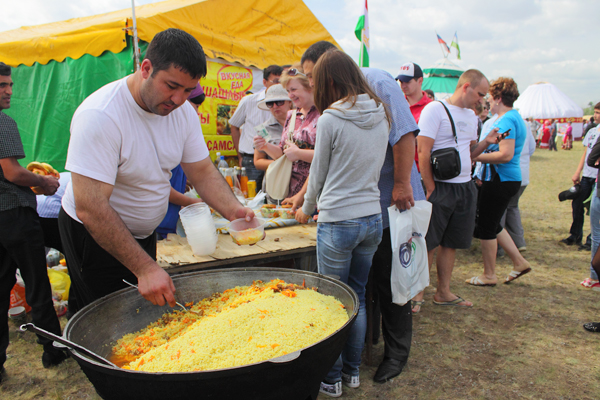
[302,93,389,223]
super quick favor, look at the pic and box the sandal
[581,278,599,288]
[465,276,497,286]
[411,300,425,314]
[504,268,532,284]
[583,322,600,332]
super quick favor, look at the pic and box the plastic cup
[179,203,218,256]
[228,217,265,245]
[8,306,27,325]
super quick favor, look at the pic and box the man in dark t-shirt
[0,62,67,380]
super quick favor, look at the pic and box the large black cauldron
[63,268,358,400]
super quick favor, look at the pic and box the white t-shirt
[418,100,479,183]
[583,126,600,179]
[62,77,209,238]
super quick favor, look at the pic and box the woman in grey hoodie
[295,50,390,398]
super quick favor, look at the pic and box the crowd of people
[1,26,597,396]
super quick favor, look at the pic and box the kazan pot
[63,267,359,400]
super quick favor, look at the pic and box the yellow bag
[48,269,71,301]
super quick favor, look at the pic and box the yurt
[422,58,464,100]
[514,82,584,139]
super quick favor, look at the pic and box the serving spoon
[122,279,194,313]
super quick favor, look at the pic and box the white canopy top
[514,82,583,119]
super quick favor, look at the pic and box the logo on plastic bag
[399,232,424,268]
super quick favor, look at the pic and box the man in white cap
[396,62,432,127]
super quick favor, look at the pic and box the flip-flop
[433,296,472,307]
[411,300,425,313]
[583,322,600,332]
[504,267,532,284]
[465,276,497,286]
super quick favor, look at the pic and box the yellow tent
[0,0,338,68]
[0,0,338,169]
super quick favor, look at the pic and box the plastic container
[8,306,27,325]
[179,203,218,256]
[260,206,279,218]
[228,217,265,245]
[276,208,296,220]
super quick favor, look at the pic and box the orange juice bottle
[240,167,249,197]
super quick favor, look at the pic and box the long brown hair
[312,50,390,123]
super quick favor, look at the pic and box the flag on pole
[354,0,369,67]
[436,33,450,53]
[450,32,461,60]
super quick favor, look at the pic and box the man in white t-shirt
[415,69,500,308]
[59,29,254,313]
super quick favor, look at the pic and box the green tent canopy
[422,58,464,100]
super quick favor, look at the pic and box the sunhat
[257,84,291,111]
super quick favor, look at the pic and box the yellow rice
[112,280,348,372]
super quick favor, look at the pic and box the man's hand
[484,128,502,145]
[392,181,414,211]
[39,175,60,196]
[283,141,302,162]
[572,173,581,185]
[425,184,435,201]
[232,206,255,222]
[282,191,304,212]
[295,208,310,224]
[136,264,177,307]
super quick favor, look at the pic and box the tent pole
[131,0,140,72]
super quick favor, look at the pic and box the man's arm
[71,172,176,307]
[182,157,253,222]
[587,139,600,168]
[391,132,416,210]
[417,136,435,199]
[230,125,243,165]
[0,157,59,195]
[572,149,587,184]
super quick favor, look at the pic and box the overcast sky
[2,0,599,109]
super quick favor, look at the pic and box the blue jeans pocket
[328,221,362,251]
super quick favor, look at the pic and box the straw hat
[257,84,291,111]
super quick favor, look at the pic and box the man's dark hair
[595,102,600,111]
[263,65,283,80]
[281,64,292,69]
[301,41,337,65]
[144,28,207,79]
[0,62,11,76]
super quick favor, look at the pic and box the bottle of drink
[240,167,249,197]
[224,168,233,188]
[214,152,222,168]
[218,155,229,169]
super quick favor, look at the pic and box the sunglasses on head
[287,68,306,77]
[266,100,286,108]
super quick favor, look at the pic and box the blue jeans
[590,188,600,280]
[317,214,383,382]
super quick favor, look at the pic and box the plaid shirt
[0,111,36,211]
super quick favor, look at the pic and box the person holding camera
[416,69,498,308]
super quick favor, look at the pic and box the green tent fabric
[422,76,459,98]
[4,37,147,172]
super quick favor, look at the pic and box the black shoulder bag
[430,101,462,180]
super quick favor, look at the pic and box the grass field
[1,145,599,399]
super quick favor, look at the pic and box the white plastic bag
[389,200,433,306]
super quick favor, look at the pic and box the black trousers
[369,227,412,361]
[0,207,62,368]
[570,176,595,242]
[39,217,63,253]
[58,208,157,314]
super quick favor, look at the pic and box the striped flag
[354,0,369,67]
[437,33,450,53]
[450,32,461,60]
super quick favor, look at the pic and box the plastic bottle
[218,155,229,169]
[214,152,222,168]
[240,167,249,197]
[224,168,234,188]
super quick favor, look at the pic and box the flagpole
[131,0,140,72]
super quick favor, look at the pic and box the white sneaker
[341,371,360,388]
[319,381,342,398]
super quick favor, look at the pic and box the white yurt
[422,58,464,100]
[514,82,584,139]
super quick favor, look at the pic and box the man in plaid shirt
[0,62,67,381]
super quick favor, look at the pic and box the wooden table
[157,223,317,274]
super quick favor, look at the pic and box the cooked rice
[112,279,348,372]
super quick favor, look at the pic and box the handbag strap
[287,110,298,142]
[437,101,458,146]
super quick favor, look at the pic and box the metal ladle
[122,279,192,312]
[20,323,117,368]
